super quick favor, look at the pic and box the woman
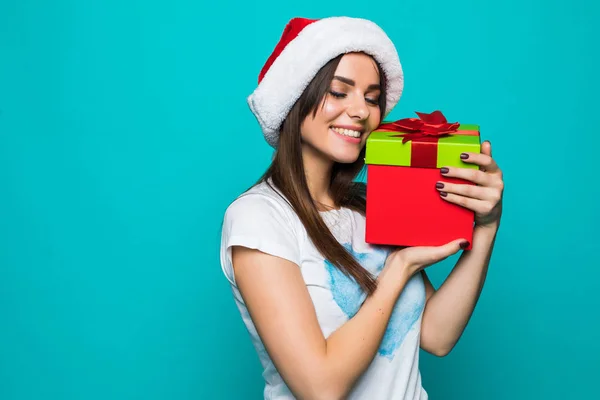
[220,16,503,399]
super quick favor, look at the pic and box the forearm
[321,274,408,398]
[421,222,499,355]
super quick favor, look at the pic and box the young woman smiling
[220,16,504,400]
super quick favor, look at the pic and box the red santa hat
[248,16,404,148]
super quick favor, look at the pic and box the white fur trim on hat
[248,16,404,148]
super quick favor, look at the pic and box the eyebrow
[333,75,381,91]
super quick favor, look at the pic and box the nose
[347,97,369,120]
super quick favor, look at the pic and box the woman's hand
[435,140,504,228]
[377,239,468,294]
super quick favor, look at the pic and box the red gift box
[364,111,481,250]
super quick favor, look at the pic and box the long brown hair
[256,52,387,295]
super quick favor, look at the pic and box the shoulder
[221,181,304,244]
[224,181,297,225]
[220,181,303,284]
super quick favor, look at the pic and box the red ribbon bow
[377,111,460,143]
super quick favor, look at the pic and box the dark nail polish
[439,191,448,197]
[460,241,470,249]
[436,182,444,189]
[440,167,449,174]
[460,153,469,159]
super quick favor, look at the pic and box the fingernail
[439,191,448,197]
[460,153,469,159]
[460,241,470,249]
[436,182,444,189]
[440,167,449,174]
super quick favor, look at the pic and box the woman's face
[300,52,382,165]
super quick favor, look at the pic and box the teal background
[1,0,598,399]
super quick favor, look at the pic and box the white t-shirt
[219,181,428,400]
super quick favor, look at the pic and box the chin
[328,149,363,164]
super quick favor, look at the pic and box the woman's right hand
[377,239,468,293]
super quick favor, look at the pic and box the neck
[302,146,335,211]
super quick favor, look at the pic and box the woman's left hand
[436,140,504,228]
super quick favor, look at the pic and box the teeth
[331,127,361,138]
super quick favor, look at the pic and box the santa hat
[247,16,404,148]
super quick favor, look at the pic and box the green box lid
[365,124,481,169]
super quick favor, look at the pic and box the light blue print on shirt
[378,276,425,359]
[325,243,425,360]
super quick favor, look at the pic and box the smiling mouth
[330,126,363,138]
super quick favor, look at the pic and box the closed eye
[329,90,346,98]
[331,90,379,106]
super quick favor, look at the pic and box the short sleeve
[219,194,301,286]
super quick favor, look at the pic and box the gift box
[364,111,481,250]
